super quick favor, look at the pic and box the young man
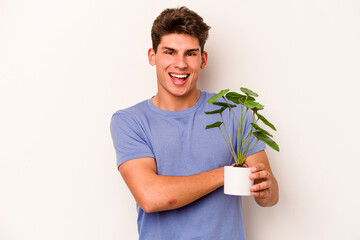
[110,6,278,239]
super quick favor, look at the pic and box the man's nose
[174,55,188,69]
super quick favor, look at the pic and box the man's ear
[200,51,208,69]
[148,48,156,66]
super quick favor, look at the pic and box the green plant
[205,88,279,167]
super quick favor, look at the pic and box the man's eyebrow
[161,47,200,52]
[162,47,177,52]
[186,48,200,52]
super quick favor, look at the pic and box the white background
[1,0,359,239]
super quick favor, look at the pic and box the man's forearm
[119,157,225,213]
[138,167,224,213]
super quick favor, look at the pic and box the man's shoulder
[113,98,149,117]
[111,98,152,129]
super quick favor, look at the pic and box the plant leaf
[250,123,272,137]
[205,107,227,115]
[244,100,264,110]
[207,89,230,104]
[256,112,276,131]
[226,92,255,105]
[212,102,237,108]
[253,131,279,152]
[240,87,258,97]
[225,92,242,104]
[244,95,255,102]
[205,121,223,129]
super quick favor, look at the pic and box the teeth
[170,73,188,79]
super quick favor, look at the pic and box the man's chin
[169,88,200,99]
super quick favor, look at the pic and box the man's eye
[187,52,196,56]
[166,51,173,55]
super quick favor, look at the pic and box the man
[110,6,278,240]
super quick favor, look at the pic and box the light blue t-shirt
[110,91,265,240]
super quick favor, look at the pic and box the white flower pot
[224,166,253,196]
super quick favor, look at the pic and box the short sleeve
[238,107,266,156]
[110,111,154,169]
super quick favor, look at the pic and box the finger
[251,189,271,198]
[249,170,270,180]
[250,180,272,192]
[251,163,265,173]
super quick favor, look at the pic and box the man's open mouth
[169,73,190,86]
[169,73,189,80]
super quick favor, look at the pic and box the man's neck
[152,89,201,111]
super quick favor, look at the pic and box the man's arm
[245,150,279,207]
[119,157,224,213]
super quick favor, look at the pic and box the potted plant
[205,88,279,196]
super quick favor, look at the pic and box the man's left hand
[244,150,279,206]
[249,163,273,198]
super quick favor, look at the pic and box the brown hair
[151,6,211,53]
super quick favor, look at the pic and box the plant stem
[239,108,248,163]
[246,139,259,161]
[242,112,257,161]
[242,128,252,161]
[236,105,242,161]
[228,107,231,150]
[223,97,239,123]
[220,112,237,163]
[223,97,243,163]
[218,126,237,163]
[241,96,248,143]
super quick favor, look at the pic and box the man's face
[148,33,208,98]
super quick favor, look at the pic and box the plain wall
[1,0,359,239]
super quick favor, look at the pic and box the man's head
[151,6,211,53]
[148,7,210,104]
